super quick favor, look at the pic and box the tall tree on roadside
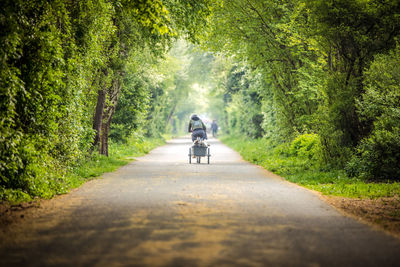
[202,0,400,169]
[0,0,115,195]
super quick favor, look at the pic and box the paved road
[1,138,400,267]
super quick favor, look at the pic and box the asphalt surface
[1,137,400,267]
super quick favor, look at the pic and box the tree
[92,0,215,154]
[0,0,215,197]
[203,0,400,171]
[347,44,400,180]
[0,0,115,195]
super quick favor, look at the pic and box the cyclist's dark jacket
[188,115,206,132]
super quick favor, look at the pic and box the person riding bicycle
[188,114,207,142]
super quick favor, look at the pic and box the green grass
[0,136,165,204]
[66,136,165,189]
[307,182,400,198]
[221,135,400,199]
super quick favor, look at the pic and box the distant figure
[188,114,207,141]
[211,120,219,137]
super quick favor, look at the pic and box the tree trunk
[92,89,106,150]
[100,106,117,156]
[99,79,120,156]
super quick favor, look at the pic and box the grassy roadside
[221,135,400,237]
[66,136,166,189]
[221,135,400,198]
[0,135,166,204]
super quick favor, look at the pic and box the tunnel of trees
[1,0,400,200]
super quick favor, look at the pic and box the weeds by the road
[221,135,400,199]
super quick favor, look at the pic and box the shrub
[348,44,400,181]
[347,117,400,180]
[289,133,323,161]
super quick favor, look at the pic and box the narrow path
[1,138,400,266]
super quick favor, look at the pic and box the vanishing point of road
[1,138,400,266]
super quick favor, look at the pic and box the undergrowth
[221,135,400,199]
[0,135,165,203]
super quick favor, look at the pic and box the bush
[348,44,400,181]
[347,117,400,180]
[110,124,129,143]
[289,133,322,160]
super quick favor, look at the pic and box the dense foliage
[203,0,400,181]
[0,0,213,200]
[1,0,399,201]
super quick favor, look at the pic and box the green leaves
[1,0,216,200]
[202,0,400,180]
[347,43,400,180]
